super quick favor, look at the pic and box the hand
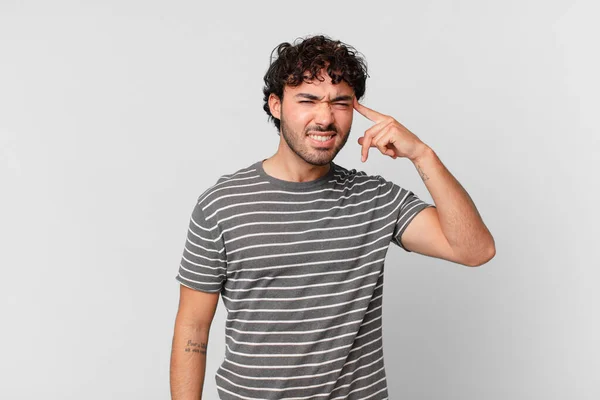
[354,97,428,162]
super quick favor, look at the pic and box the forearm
[170,321,210,400]
[411,145,495,264]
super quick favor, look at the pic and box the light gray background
[1,0,598,399]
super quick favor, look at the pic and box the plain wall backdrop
[1,0,598,399]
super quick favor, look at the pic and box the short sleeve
[175,200,227,293]
[386,180,436,252]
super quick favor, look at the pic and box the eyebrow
[295,93,353,102]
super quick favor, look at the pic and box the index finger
[353,97,387,123]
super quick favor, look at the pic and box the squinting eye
[299,101,313,104]
[334,103,350,107]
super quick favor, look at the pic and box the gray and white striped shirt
[176,159,435,400]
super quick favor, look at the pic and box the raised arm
[353,97,495,266]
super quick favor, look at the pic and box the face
[269,70,355,166]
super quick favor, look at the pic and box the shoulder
[195,161,262,207]
[331,162,396,190]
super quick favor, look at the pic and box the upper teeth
[310,135,333,142]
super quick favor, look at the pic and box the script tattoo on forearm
[184,339,207,355]
[416,163,430,182]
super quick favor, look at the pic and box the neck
[262,152,331,183]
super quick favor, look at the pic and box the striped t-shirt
[176,159,435,400]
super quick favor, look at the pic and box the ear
[268,93,282,120]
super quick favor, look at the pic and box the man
[170,35,495,399]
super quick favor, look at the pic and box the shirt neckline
[254,159,337,190]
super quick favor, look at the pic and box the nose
[313,102,335,128]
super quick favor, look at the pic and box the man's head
[262,35,368,166]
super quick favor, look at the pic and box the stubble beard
[279,113,351,167]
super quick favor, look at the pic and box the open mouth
[307,133,336,146]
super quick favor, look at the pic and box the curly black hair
[262,34,368,132]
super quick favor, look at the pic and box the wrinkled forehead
[284,70,354,99]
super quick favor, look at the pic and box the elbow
[467,244,496,267]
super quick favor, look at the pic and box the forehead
[284,71,354,98]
